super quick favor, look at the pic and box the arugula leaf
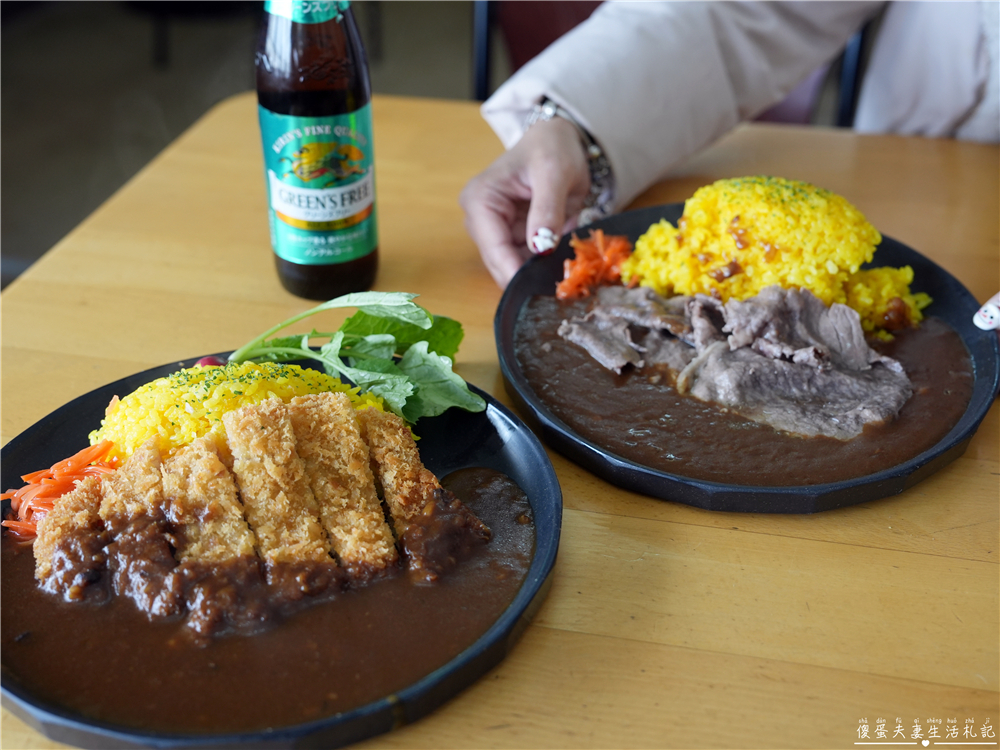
[397,342,486,421]
[334,292,432,329]
[344,333,397,364]
[228,292,429,363]
[340,311,465,358]
[339,359,416,416]
[242,333,318,362]
[227,292,485,423]
[317,332,347,365]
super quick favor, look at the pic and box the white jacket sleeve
[481,1,882,210]
[855,0,997,141]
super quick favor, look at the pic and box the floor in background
[1,1,508,289]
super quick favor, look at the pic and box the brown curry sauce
[515,295,974,486]
[1,467,534,735]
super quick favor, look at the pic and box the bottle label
[264,1,350,24]
[258,104,377,266]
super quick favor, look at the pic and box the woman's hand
[459,116,590,288]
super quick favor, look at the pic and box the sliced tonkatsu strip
[160,437,256,563]
[99,437,166,530]
[356,407,491,581]
[99,436,183,617]
[222,399,331,568]
[355,407,441,535]
[160,439,270,639]
[33,475,108,602]
[288,393,398,578]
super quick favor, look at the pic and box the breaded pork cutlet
[355,407,441,536]
[33,475,107,602]
[288,393,398,577]
[356,408,491,580]
[99,436,183,617]
[222,398,331,567]
[160,437,256,563]
[99,436,165,532]
[161,437,269,638]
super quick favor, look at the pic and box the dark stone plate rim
[495,202,999,514]
[1,357,562,749]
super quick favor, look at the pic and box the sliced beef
[722,286,903,373]
[686,295,727,351]
[556,284,913,440]
[638,329,698,370]
[678,341,912,439]
[557,310,644,374]
[595,285,692,338]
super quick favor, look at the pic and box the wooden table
[2,93,998,749]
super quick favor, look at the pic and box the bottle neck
[255,1,371,116]
[263,0,352,25]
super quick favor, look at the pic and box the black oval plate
[1,357,562,749]
[495,203,999,514]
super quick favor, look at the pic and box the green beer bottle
[255,0,378,299]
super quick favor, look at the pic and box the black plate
[495,203,1000,514]
[1,356,562,749]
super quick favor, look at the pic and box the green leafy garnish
[227,292,485,422]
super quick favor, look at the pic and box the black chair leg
[473,0,493,101]
[836,20,875,128]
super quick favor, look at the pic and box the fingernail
[973,301,1000,330]
[530,227,558,255]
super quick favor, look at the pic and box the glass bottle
[255,0,378,300]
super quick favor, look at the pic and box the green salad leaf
[228,291,486,422]
[339,310,465,359]
[397,342,486,422]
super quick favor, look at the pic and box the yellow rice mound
[620,176,931,333]
[88,361,383,463]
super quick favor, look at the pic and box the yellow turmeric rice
[88,361,383,463]
[619,176,931,332]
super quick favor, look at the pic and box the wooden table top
[2,92,998,749]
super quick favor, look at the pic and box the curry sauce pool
[516,296,973,486]
[1,468,534,734]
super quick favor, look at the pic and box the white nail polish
[973,301,1000,330]
[531,227,558,254]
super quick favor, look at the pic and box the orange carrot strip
[2,440,118,543]
[20,494,59,511]
[2,520,39,533]
[50,442,113,476]
[555,230,633,300]
[1,521,40,546]
[15,483,55,503]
